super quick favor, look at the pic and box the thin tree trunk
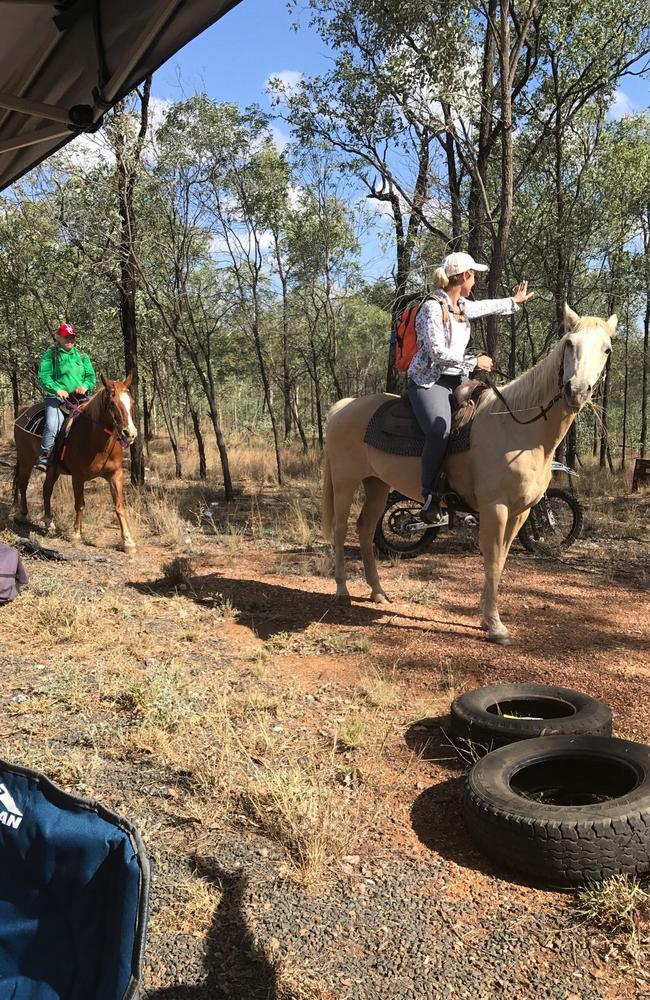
[152,359,182,478]
[599,356,612,471]
[10,369,20,417]
[641,208,650,459]
[486,0,513,358]
[621,309,629,471]
[113,77,151,486]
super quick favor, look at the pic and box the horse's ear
[564,303,580,331]
[124,372,133,389]
[606,314,618,337]
[100,374,109,389]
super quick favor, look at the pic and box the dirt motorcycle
[374,461,584,558]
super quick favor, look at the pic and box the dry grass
[360,673,400,709]
[0,579,121,650]
[407,580,440,605]
[575,875,650,957]
[243,762,352,881]
[268,625,371,657]
[129,486,191,547]
[161,555,194,588]
[152,871,220,936]
[335,716,366,751]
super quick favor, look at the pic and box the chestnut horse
[14,375,138,551]
[322,305,617,643]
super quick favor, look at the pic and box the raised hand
[513,280,535,304]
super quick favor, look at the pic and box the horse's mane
[81,387,106,421]
[479,337,566,417]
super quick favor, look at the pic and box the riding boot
[34,449,51,474]
[420,492,444,524]
[421,471,447,524]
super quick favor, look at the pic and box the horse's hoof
[45,523,57,537]
[371,591,390,605]
[71,535,83,547]
[334,593,352,607]
[488,632,511,646]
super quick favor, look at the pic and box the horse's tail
[321,447,334,542]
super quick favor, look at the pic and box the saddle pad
[363,397,472,457]
[363,397,425,457]
[14,402,45,437]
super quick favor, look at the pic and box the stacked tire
[449,684,650,886]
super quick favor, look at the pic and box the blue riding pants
[40,397,65,458]
[408,374,462,497]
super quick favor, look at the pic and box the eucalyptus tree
[137,97,239,497]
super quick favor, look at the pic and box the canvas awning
[0,0,243,192]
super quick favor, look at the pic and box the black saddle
[363,383,487,458]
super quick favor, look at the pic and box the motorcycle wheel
[374,491,440,559]
[518,487,584,555]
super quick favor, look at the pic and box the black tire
[450,683,612,749]
[464,735,650,886]
[374,491,439,559]
[518,487,584,555]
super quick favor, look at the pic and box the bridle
[65,390,131,447]
[487,348,565,425]
[102,390,132,448]
[486,340,604,425]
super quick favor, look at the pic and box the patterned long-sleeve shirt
[408,291,520,388]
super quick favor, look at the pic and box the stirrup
[421,494,446,525]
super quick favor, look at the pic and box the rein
[64,397,129,448]
[486,344,566,425]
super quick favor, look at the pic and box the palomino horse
[322,305,616,643]
[14,375,138,551]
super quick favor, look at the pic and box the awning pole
[96,0,181,113]
[0,91,73,125]
[0,125,69,156]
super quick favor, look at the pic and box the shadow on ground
[146,860,278,1000]
[129,570,441,641]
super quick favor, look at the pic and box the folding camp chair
[0,760,150,999]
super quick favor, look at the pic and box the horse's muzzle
[563,382,590,412]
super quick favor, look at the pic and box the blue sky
[151,3,649,283]
[153,2,330,119]
[153,1,649,116]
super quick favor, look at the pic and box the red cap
[57,323,76,338]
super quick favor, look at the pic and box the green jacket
[37,345,97,397]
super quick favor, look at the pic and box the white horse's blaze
[120,392,137,441]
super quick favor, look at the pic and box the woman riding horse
[408,252,534,524]
[35,322,97,472]
[14,374,138,552]
[323,303,616,643]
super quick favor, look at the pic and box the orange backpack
[394,296,449,372]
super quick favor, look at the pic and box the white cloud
[609,89,636,121]
[264,69,304,97]
[209,228,275,258]
[270,125,290,152]
[367,197,395,220]
[148,96,172,133]
[55,130,114,170]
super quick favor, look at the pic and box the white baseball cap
[442,252,489,277]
